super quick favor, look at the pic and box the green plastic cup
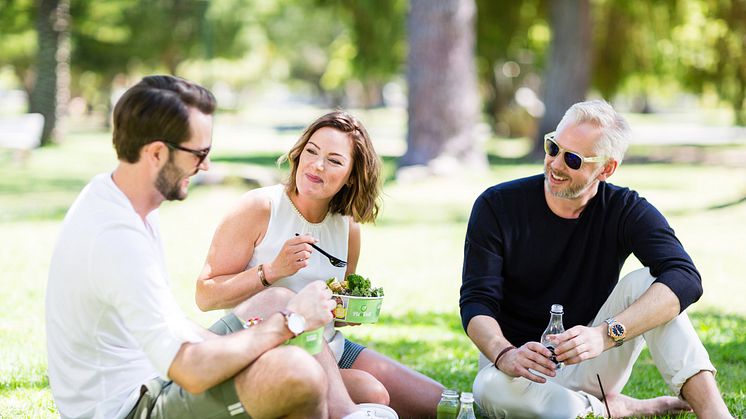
[332,294,384,323]
[285,327,324,355]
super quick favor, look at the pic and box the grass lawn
[1,118,745,417]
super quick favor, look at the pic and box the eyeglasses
[163,141,211,166]
[543,131,607,170]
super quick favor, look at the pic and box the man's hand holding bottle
[495,343,557,383]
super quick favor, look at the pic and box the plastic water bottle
[456,392,476,419]
[540,303,565,369]
[436,389,460,419]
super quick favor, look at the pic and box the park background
[1,0,745,417]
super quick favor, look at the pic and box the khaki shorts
[126,313,250,419]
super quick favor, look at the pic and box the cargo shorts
[125,313,250,419]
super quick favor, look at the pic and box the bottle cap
[551,304,564,314]
[441,389,458,397]
[460,391,474,403]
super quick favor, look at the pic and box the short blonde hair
[557,99,631,164]
[280,111,381,223]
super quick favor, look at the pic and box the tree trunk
[30,0,70,146]
[534,0,591,156]
[400,0,485,173]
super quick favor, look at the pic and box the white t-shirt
[45,173,202,419]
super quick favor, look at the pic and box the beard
[544,165,603,200]
[155,159,189,201]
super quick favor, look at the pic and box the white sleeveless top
[246,184,349,360]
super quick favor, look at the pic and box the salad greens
[326,274,384,297]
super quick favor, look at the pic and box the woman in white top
[197,111,444,417]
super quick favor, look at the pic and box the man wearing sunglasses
[46,75,339,418]
[460,100,732,418]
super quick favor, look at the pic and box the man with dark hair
[460,100,732,418]
[46,75,340,418]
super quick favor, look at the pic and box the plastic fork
[294,233,347,267]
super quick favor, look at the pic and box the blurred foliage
[0,0,37,90]
[475,0,549,137]
[5,0,746,134]
[676,0,746,124]
[70,0,252,113]
[317,0,406,107]
[71,0,246,74]
[592,1,681,102]
[477,0,746,133]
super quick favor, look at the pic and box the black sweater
[459,174,702,347]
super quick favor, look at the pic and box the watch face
[610,323,625,339]
[287,313,306,335]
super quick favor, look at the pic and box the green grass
[1,122,745,417]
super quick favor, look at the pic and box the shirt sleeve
[620,195,703,312]
[460,193,506,332]
[90,224,203,378]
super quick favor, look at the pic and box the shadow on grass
[486,153,540,167]
[705,194,746,210]
[0,176,88,195]
[664,192,746,216]
[624,144,746,167]
[374,208,469,227]
[383,153,539,183]
[0,182,214,223]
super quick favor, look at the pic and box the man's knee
[473,367,532,413]
[474,367,596,418]
[236,346,327,405]
[267,346,327,396]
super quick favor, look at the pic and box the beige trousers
[473,268,715,419]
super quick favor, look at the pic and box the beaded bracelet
[243,316,263,328]
[258,264,270,287]
[493,345,516,370]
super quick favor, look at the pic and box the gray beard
[544,166,601,200]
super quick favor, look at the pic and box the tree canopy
[4,0,746,153]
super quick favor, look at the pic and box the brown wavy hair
[280,111,381,223]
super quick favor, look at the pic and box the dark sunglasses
[543,132,607,170]
[163,141,211,166]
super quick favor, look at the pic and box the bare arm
[196,192,269,310]
[554,283,680,364]
[172,281,336,394]
[466,315,511,365]
[197,191,319,311]
[613,282,679,341]
[169,312,293,393]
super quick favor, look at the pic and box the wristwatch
[279,309,306,337]
[605,317,626,347]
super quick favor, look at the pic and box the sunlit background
[1,0,745,416]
